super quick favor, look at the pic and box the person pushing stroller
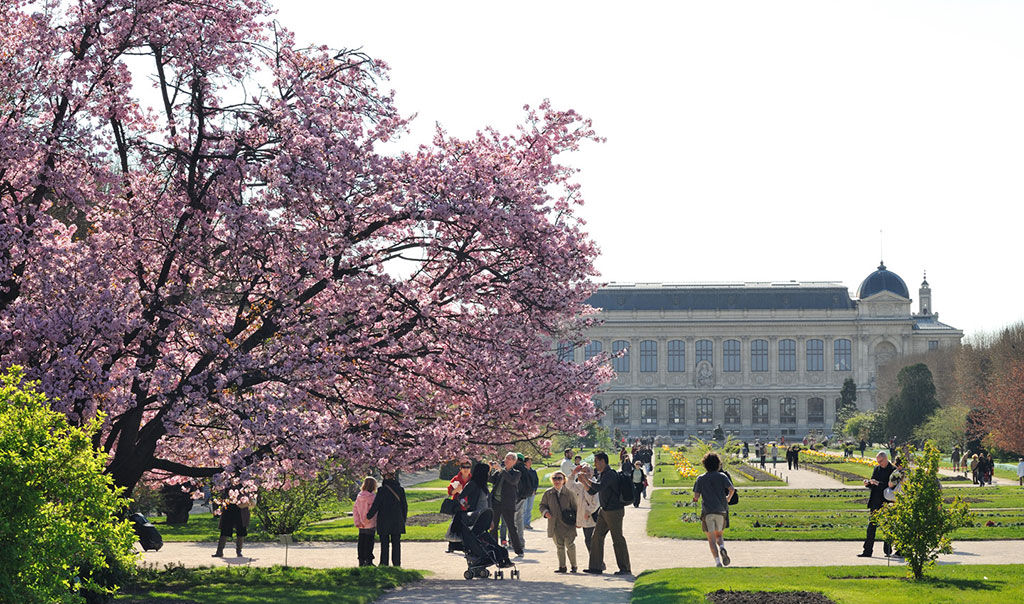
[456,462,518,579]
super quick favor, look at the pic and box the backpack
[514,465,531,501]
[617,471,634,504]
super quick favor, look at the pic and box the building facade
[578,263,962,441]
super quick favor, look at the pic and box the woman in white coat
[565,463,601,556]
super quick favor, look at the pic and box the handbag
[556,491,577,524]
[883,487,896,502]
[440,497,458,515]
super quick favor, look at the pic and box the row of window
[566,338,853,373]
[599,396,833,426]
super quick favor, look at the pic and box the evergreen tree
[833,378,859,434]
[884,363,940,442]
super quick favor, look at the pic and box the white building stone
[578,263,962,441]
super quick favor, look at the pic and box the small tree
[873,442,973,579]
[0,367,136,604]
[253,474,341,536]
[912,405,970,451]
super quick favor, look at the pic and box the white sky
[273,0,1024,337]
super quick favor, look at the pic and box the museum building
[576,263,962,440]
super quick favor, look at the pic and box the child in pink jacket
[353,476,378,566]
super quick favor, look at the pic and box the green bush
[874,442,974,579]
[0,366,137,604]
[254,474,343,536]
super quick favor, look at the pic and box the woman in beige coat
[566,463,600,556]
[538,471,578,573]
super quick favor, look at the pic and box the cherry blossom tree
[0,0,611,495]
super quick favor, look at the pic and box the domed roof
[857,262,909,299]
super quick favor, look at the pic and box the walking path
[140,489,1024,604]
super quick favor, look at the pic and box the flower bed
[799,449,876,466]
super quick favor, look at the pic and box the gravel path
[140,489,1024,604]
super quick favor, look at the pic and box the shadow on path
[378,578,633,603]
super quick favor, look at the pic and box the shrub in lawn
[255,473,343,536]
[874,442,973,579]
[0,367,137,604]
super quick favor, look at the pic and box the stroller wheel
[464,570,474,580]
[477,568,490,578]
[512,569,520,579]
[495,570,503,580]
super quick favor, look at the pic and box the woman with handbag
[539,470,579,574]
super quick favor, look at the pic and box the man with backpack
[579,451,631,576]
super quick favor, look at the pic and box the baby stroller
[460,509,519,580]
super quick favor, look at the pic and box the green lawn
[117,565,422,604]
[633,565,1024,604]
[647,487,1024,541]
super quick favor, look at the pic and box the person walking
[770,443,778,468]
[759,443,767,469]
[580,452,631,576]
[961,450,972,478]
[523,457,540,530]
[619,448,633,473]
[742,442,749,459]
[857,452,895,558]
[212,497,251,558]
[367,472,408,567]
[1017,458,1024,487]
[859,439,867,458]
[692,452,736,567]
[567,463,600,557]
[445,459,473,553]
[631,460,646,508]
[489,452,524,557]
[792,446,800,470]
[352,476,377,566]
[951,446,961,473]
[786,446,795,470]
[970,453,980,485]
[539,471,579,573]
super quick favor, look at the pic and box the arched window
[696,340,713,366]
[779,339,796,372]
[725,398,741,424]
[723,340,741,372]
[612,340,630,373]
[780,397,796,424]
[808,397,824,424]
[752,398,768,424]
[584,340,603,362]
[669,398,685,424]
[640,340,658,372]
[668,340,686,372]
[751,339,768,372]
[641,398,658,424]
[697,398,713,424]
[557,340,574,363]
[613,399,630,425]
[834,339,852,371]
[806,339,824,372]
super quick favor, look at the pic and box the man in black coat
[522,457,540,530]
[367,472,408,566]
[489,452,524,557]
[857,452,894,558]
[580,452,631,575]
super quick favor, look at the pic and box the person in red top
[446,458,473,553]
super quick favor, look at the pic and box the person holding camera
[489,453,524,557]
[857,451,894,558]
[539,470,578,574]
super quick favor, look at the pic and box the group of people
[961,449,997,486]
[351,473,410,567]
[443,449,634,575]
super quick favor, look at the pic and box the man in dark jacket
[857,452,894,558]
[489,452,524,557]
[580,452,630,575]
[367,472,408,566]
